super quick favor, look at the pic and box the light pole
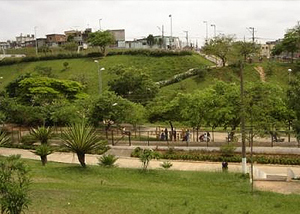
[288,68,292,83]
[99,19,102,31]
[157,25,165,49]
[211,24,216,37]
[240,61,247,174]
[34,26,38,56]
[203,21,208,43]
[94,60,105,94]
[169,14,172,49]
[183,31,189,47]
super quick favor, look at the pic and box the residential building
[125,35,181,49]
[15,34,35,47]
[108,29,125,48]
[260,41,276,58]
[0,41,10,50]
[46,34,66,47]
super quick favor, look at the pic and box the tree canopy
[88,30,115,55]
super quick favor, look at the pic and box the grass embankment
[0,54,212,95]
[10,159,300,214]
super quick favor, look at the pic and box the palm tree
[29,126,53,145]
[0,130,10,147]
[60,121,102,167]
[33,144,52,166]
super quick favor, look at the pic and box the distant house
[125,35,181,49]
[46,34,66,47]
[37,38,47,48]
[0,41,10,50]
[16,34,35,48]
[64,28,92,49]
[108,29,125,48]
[260,41,276,58]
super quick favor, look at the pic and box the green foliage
[88,31,115,55]
[33,144,53,166]
[0,131,10,147]
[62,61,69,71]
[160,161,173,169]
[98,154,118,167]
[61,121,103,167]
[220,143,237,157]
[146,34,155,47]
[139,149,160,170]
[108,66,159,105]
[0,155,31,214]
[89,91,146,128]
[63,42,78,52]
[20,135,36,146]
[233,41,260,62]
[29,126,53,145]
[34,66,55,78]
[202,35,234,66]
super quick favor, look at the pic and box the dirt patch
[254,66,266,82]
[254,180,300,194]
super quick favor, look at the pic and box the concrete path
[1,147,300,181]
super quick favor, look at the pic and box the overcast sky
[1,0,299,45]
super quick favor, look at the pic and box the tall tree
[233,41,259,62]
[202,35,234,67]
[146,34,155,48]
[108,66,159,105]
[88,30,115,55]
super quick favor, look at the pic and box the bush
[20,135,36,146]
[220,143,236,157]
[160,161,173,169]
[98,154,118,167]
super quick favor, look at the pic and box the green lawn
[0,54,212,96]
[9,159,299,214]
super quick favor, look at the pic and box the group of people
[199,132,211,142]
[160,128,191,142]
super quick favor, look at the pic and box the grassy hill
[0,53,294,98]
[0,54,213,96]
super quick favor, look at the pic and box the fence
[1,124,299,148]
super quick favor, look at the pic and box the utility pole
[249,27,255,43]
[184,31,189,47]
[203,21,208,43]
[240,61,247,174]
[99,18,102,31]
[211,24,216,37]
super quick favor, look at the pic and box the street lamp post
[288,68,292,143]
[203,21,208,43]
[94,60,105,94]
[211,24,216,37]
[34,26,38,56]
[288,68,292,83]
[169,14,172,49]
[99,19,102,31]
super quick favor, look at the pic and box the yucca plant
[29,126,53,145]
[160,161,173,169]
[61,121,102,168]
[98,154,118,167]
[33,144,53,166]
[0,130,10,146]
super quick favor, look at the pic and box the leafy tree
[272,24,300,63]
[88,30,115,55]
[89,91,145,131]
[146,34,155,47]
[202,35,234,67]
[0,155,31,214]
[233,41,260,62]
[108,66,159,105]
[61,121,103,167]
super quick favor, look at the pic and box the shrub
[131,147,143,157]
[160,161,173,169]
[220,143,236,157]
[20,135,36,146]
[98,154,118,167]
[33,144,53,166]
[139,149,160,170]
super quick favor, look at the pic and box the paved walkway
[1,147,300,181]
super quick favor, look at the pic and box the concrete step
[266,174,287,181]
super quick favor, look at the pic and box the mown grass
[4,158,298,214]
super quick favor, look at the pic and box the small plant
[139,149,160,170]
[33,144,53,166]
[30,126,53,145]
[131,147,143,157]
[0,155,31,214]
[0,130,10,146]
[160,161,173,169]
[98,154,118,167]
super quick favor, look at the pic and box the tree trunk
[169,121,174,141]
[40,155,47,166]
[77,152,86,167]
